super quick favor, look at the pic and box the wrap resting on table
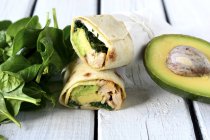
[70,15,134,70]
[59,61,126,110]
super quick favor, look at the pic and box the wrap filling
[67,80,123,110]
[72,20,108,69]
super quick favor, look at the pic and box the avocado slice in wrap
[59,61,126,110]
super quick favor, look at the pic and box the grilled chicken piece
[98,81,123,109]
[86,50,106,69]
[112,89,123,109]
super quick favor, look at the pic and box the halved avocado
[144,34,210,103]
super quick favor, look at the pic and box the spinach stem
[45,12,51,27]
[52,8,58,28]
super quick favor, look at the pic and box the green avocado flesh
[68,85,113,110]
[72,20,108,56]
[144,34,210,103]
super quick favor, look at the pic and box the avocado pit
[166,46,210,77]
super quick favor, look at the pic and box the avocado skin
[144,34,210,103]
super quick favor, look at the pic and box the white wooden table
[0,0,210,140]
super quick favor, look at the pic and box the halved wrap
[71,15,134,70]
[59,61,126,110]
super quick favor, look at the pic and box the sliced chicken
[86,50,106,69]
[97,80,123,110]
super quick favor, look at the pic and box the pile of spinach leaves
[0,10,75,127]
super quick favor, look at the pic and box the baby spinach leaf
[63,25,70,46]
[0,55,30,72]
[12,28,42,55]
[25,16,42,29]
[7,16,41,38]
[0,93,20,127]
[0,134,7,140]
[3,46,12,60]
[23,82,45,99]
[5,99,22,117]
[5,33,12,47]
[90,102,113,110]
[38,27,69,65]
[3,84,40,106]
[0,20,12,31]
[74,20,108,53]
[0,112,7,123]
[7,17,31,38]
[0,48,4,63]
[0,71,24,93]
[0,31,7,48]
[36,34,63,82]
[21,82,46,110]
[39,81,57,106]
[24,81,56,107]
[68,100,80,108]
[27,51,42,64]
[63,25,77,61]
[18,64,41,82]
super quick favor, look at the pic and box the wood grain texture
[34,0,98,28]
[0,0,35,21]
[101,0,165,20]
[164,0,210,139]
[98,0,196,140]
[0,1,97,140]
[164,0,210,27]
[0,105,94,140]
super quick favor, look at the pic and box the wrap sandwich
[59,61,126,110]
[71,15,134,70]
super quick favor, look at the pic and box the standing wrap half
[59,61,126,110]
[71,15,134,70]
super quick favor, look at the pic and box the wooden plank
[0,104,94,140]
[101,0,165,20]
[164,0,210,27]
[99,0,196,140]
[34,0,97,28]
[0,0,97,140]
[0,0,35,21]
[164,0,210,139]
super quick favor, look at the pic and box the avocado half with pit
[144,34,210,102]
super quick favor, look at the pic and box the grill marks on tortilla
[109,48,116,61]
[84,73,91,77]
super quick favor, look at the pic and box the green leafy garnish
[0,134,7,140]
[0,9,76,126]
[90,102,113,111]
[68,100,80,108]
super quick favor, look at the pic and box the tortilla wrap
[71,15,134,70]
[59,61,126,110]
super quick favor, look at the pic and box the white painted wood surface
[99,0,195,140]
[34,0,98,28]
[0,1,97,140]
[164,0,210,139]
[0,0,35,21]
[1,0,209,140]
